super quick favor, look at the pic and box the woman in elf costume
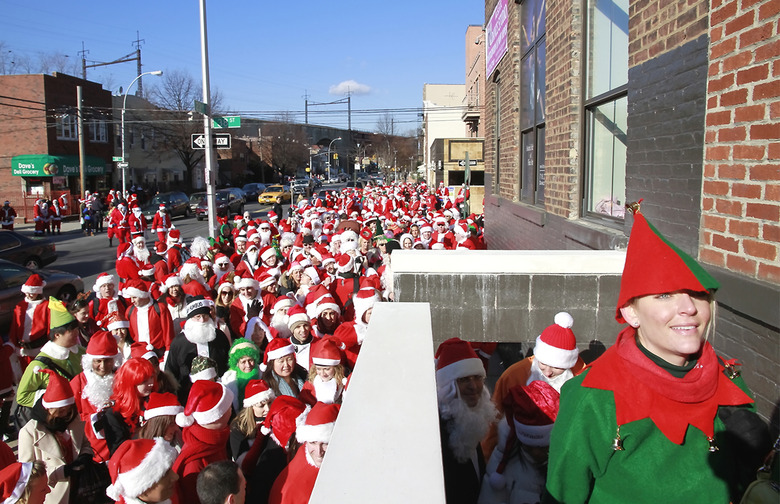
[543,203,757,504]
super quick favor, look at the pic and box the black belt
[20,337,47,350]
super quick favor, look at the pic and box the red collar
[582,327,752,444]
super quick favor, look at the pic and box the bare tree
[264,113,309,179]
[145,69,225,190]
[37,52,78,75]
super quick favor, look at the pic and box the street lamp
[121,70,163,197]
[327,137,341,181]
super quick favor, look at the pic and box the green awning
[11,154,107,177]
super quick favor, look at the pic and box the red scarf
[582,326,753,444]
[174,423,230,470]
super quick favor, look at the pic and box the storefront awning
[11,154,108,177]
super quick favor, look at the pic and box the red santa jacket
[125,300,175,352]
[89,295,127,329]
[116,257,142,292]
[268,445,320,504]
[329,276,359,322]
[167,245,184,273]
[109,206,129,230]
[151,210,172,234]
[9,299,50,351]
[229,294,263,339]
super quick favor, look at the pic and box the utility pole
[199,0,218,239]
[77,86,86,199]
[132,32,145,97]
[79,42,89,79]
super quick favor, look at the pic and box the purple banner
[486,0,508,78]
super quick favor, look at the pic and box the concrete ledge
[310,302,445,504]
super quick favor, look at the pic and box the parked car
[258,185,291,204]
[241,183,267,201]
[345,180,367,190]
[0,259,83,332]
[189,192,207,213]
[0,230,57,270]
[311,177,323,189]
[291,178,313,196]
[196,188,245,221]
[141,191,191,222]
[337,173,349,183]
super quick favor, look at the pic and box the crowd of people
[0,179,773,504]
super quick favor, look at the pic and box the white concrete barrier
[310,302,445,504]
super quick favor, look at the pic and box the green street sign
[112,156,124,162]
[194,100,210,116]
[212,116,241,129]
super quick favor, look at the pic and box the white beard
[270,312,292,339]
[183,317,217,345]
[259,230,272,246]
[215,266,233,283]
[440,387,498,463]
[82,370,115,411]
[246,249,259,268]
[527,358,574,393]
[134,246,150,263]
[313,375,339,404]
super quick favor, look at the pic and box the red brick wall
[629,0,709,67]
[702,0,780,283]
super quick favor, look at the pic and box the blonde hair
[18,461,46,504]
[307,363,346,384]
[231,406,259,437]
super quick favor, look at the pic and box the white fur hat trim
[296,420,335,444]
[144,405,183,420]
[105,438,178,501]
[267,343,294,361]
[107,319,130,331]
[190,367,217,382]
[312,356,340,367]
[122,286,149,299]
[92,274,116,292]
[243,388,275,408]
[236,277,260,290]
[435,357,485,387]
[533,337,578,370]
[21,283,45,295]
[513,419,554,447]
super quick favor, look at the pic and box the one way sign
[191,133,232,150]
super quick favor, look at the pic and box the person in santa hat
[240,395,305,503]
[69,331,121,422]
[544,204,759,504]
[268,402,340,504]
[127,204,147,240]
[18,368,92,504]
[148,240,170,284]
[235,241,261,279]
[174,380,234,504]
[431,214,456,249]
[213,253,235,285]
[479,381,559,504]
[228,378,275,460]
[179,260,212,298]
[107,201,130,246]
[8,274,50,368]
[124,278,175,358]
[230,235,248,268]
[230,277,265,338]
[159,273,187,339]
[311,295,342,338]
[435,337,499,504]
[105,311,132,361]
[49,198,62,235]
[221,340,262,413]
[333,287,380,370]
[151,204,172,244]
[88,273,127,330]
[254,271,279,324]
[166,296,231,405]
[286,305,320,370]
[15,298,83,424]
[0,461,50,504]
[135,392,184,450]
[67,295,100,347]
[261,339,307,399]
[166,228,184,273]
[214,280,236,338]
[483,312,586,459]
[329,254,360,321]
[267,295,296,340]
[0,200,18,231]
[105,438,179,504]
[299,338,346,406]
[278,261,304,297]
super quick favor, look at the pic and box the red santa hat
[353,287,380,324]
[247,228,259,242]
[321,253,336,266]
[267,210,278,221]
[86,331,120,359]
[286,304,310,331]
[336,254,354,274]
[175,380,233,428]
[35,368,75,409]
[154,241,167,254]
[262,338,295,370]
[167,228,181,243]
[434,338,485,388]
[130,342,157,361]
[142,392,183,421]
[533,312,578,370]
[236,276,260,291]
[106,438,178,502]
[21,274,45,295]
[311,338,342,367]
[488,381,560,490]
[272,295,297,314]
[302,266,320,285]
[217,281,235,296]
[214,253,230,267]
[92,272,116,293]
[123,279,150,299]
[314,295,341,318]
[616,205,720,323]
[116,242,132,259]
[256,271,277,289]
[138,263,155,277]
[0,462,34,504]
[162,273,182,292]
[106,311,129,332]
[261,396,307,450]
[243,379,276,408]
[296,402,340,444]
[131,232,145,244]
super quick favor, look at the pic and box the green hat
[228,339,261,370]
[49,296,76,329]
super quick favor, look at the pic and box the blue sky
[3,0,484,133]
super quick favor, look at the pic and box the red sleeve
[229,299,245,338]
[158,302,175,350]
[299,381,317,406]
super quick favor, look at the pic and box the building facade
[482,0,779,420]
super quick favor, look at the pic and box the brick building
[0,73,113,220]
[482,0,779,421]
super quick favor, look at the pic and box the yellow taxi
[258,185,291,204]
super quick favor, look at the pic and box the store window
[89,121,107,143]
[518,0,546,205]
[56,115,78,141]
[583,0,628,219]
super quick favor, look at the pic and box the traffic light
[333,153,338,160]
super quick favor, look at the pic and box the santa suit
[329,275,359,322]
[33,200,46,235]
[151,210,172,243]
[165,327,230,405]
[333,320,367,370]
[229,294,264,338]
[268,446,320,504]
[456,236,477,250]
[88,295,126,329]
[174,424,231,504]
[167,244,184,273]
[116,256,143,293]
[235,256,259,279]
[181,279,211,299]
[108,206,130,243]
[8,298,50,364]
[128,209,147,238]
[431,229,456,250]
[125,300,175,353]
[1,204,18,230]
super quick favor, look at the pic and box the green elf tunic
[16,341,84,407]
[543,327,754,504]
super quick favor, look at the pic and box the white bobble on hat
[554,311,574,329]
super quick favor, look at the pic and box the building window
[89,121,107,143]
[583,0,628,219]
[56,115,78,141]
[493,72,501,195]
[518,0,546,206]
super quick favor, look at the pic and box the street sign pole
[199,0,218,239]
